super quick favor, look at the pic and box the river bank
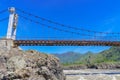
[64,69,120,80]
[63,62,120,70]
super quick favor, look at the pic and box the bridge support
[6,7,18,40]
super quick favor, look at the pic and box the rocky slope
[0,40,65,80]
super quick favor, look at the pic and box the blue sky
[0,0,120,54]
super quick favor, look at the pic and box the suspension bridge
[0,7,120,46]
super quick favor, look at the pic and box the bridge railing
[15,36,120,42]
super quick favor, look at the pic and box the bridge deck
[13,40,120,46]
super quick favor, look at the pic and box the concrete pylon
[6,7,18,40]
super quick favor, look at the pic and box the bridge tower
[6,7,18,40]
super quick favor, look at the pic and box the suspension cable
[19,15,119,39]
[16,8,120,35]
[19,15,95,37]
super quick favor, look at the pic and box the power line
[16,8,120,35]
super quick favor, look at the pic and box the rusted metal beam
[13,40,120,46]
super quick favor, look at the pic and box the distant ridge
[53,47,120,69]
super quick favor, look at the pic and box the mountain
[53,51,82,63]
[53,47,120,69]
[75,51,96,64]
[53,51,96,64]
[94,47,120,63]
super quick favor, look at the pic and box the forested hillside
[54,47,120,68]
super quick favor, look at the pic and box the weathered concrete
[0,39,14,50]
